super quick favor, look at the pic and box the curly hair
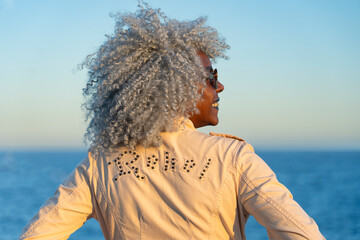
[80,1,229,153]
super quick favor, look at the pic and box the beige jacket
[20,119,325,240]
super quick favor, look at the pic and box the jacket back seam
[93,166,126,239]
[210,170,233,240]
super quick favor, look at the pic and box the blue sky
[1,0,359,150]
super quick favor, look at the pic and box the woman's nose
[216,81,224,93]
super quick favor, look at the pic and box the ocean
[1,150,359,239]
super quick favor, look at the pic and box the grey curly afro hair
[81,1,229,153]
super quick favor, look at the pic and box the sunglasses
[206,66,218,89]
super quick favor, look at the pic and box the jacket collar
[178,117,196,130]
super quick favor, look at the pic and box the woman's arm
[19,156,95,240]
[236,143,325,240]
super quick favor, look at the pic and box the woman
[20,2,325,239]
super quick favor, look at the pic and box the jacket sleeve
[19,155,95,240]
[235,143,325,240]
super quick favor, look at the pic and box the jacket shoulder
[209,132,246,142]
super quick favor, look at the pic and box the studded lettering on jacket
[108,149,213,182]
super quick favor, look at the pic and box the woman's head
[81,2,229,152]
[189,51,224,128]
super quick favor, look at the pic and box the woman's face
[189,51,224,128]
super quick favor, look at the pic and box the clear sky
[1,0,359,150]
